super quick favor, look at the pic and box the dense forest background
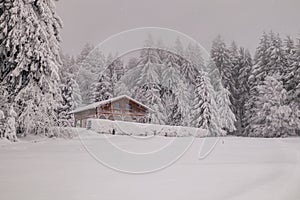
[0,0,299,141]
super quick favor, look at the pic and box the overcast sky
[56,0,300,56]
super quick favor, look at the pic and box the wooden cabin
[69,95,153,128]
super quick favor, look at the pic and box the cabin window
[125,103,132,110]
[113,102,120,110]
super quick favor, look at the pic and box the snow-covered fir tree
[185,43,205,70]
[267,32,287,78]
[135,83,165,124]
[59,71,82,126]
[228,41,239,114]
[250,76,299,137]
[210,37,236,134]
[173,37,188,75]
[161,53,181,125]
[0,0,63,139]
[245,32,289,136]
[106,57,124,97]
[235,48,252,135]
[211,36,233,90]
[283,37,300,102]
[183,44,201,83]
[91,72,112,102]
[244,32,271,136]
[77,46,106,104]
[133,36,166,124]
[285,37,300,135]
[216,86,236,133]
[191,72,224,136]
[5,106,17,141]
[283,36,296,90]
[114,81,130,96]
[60,53,82,105]
[171,79,192,126]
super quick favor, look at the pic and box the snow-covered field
[0,129,300,200]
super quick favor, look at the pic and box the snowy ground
[0,129,300,200]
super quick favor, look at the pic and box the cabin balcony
[97,109,146,117]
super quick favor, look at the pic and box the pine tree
[216,86,236,132]
[228,41,239,114]
[133,36,166,124]
[171,79,192,126]
[244,32,271,136]
[287,38,300,135]
[161,53,181,124]
[173,37,189,78]
[267,32,287,78]
[0,0,63,139]
[283,37,299,101]
[60,53,82,109]
[59,72,82,126]
[210,36,236,134]
[236,48,252,135]
[115,81,130,96]
[0,86,10,139]
[245,32,288,136]
[134,83,165,124]
[191,72,224,136]
[250,76,299,137]
[77,47,106,104]
[183,44,201,82]
[211,36,233,90]
[91,72,112,102]
[283,36,296,91]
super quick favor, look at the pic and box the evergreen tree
[211,36,233,90]
[252,32,271,81]
[77,47,106,104]
[210,36,236,134]
[191,72,224,136]
[283,36,296,90]
[287,38,300,135]
[228,41,239,114]
[236,48,252,135]
[134,83,165,124]
[183,44,201,83]
[0,0,63,139]
[250,76,299,137]
[133,36,166,124]
[161,53,181,124]
[216,86,236,132]
[59,72,82,126]
[171,79,192,126]
[106,57,124,97]
[245,32,271,136]
[267,32,287,78]
[245,32,288,136]
[91,72,112,102]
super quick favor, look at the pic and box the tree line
[0,0,299,141]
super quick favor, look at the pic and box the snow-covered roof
[69,95,154,114]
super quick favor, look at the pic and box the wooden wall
[74,98,149,128]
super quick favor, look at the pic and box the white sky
[56,0,300,56]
